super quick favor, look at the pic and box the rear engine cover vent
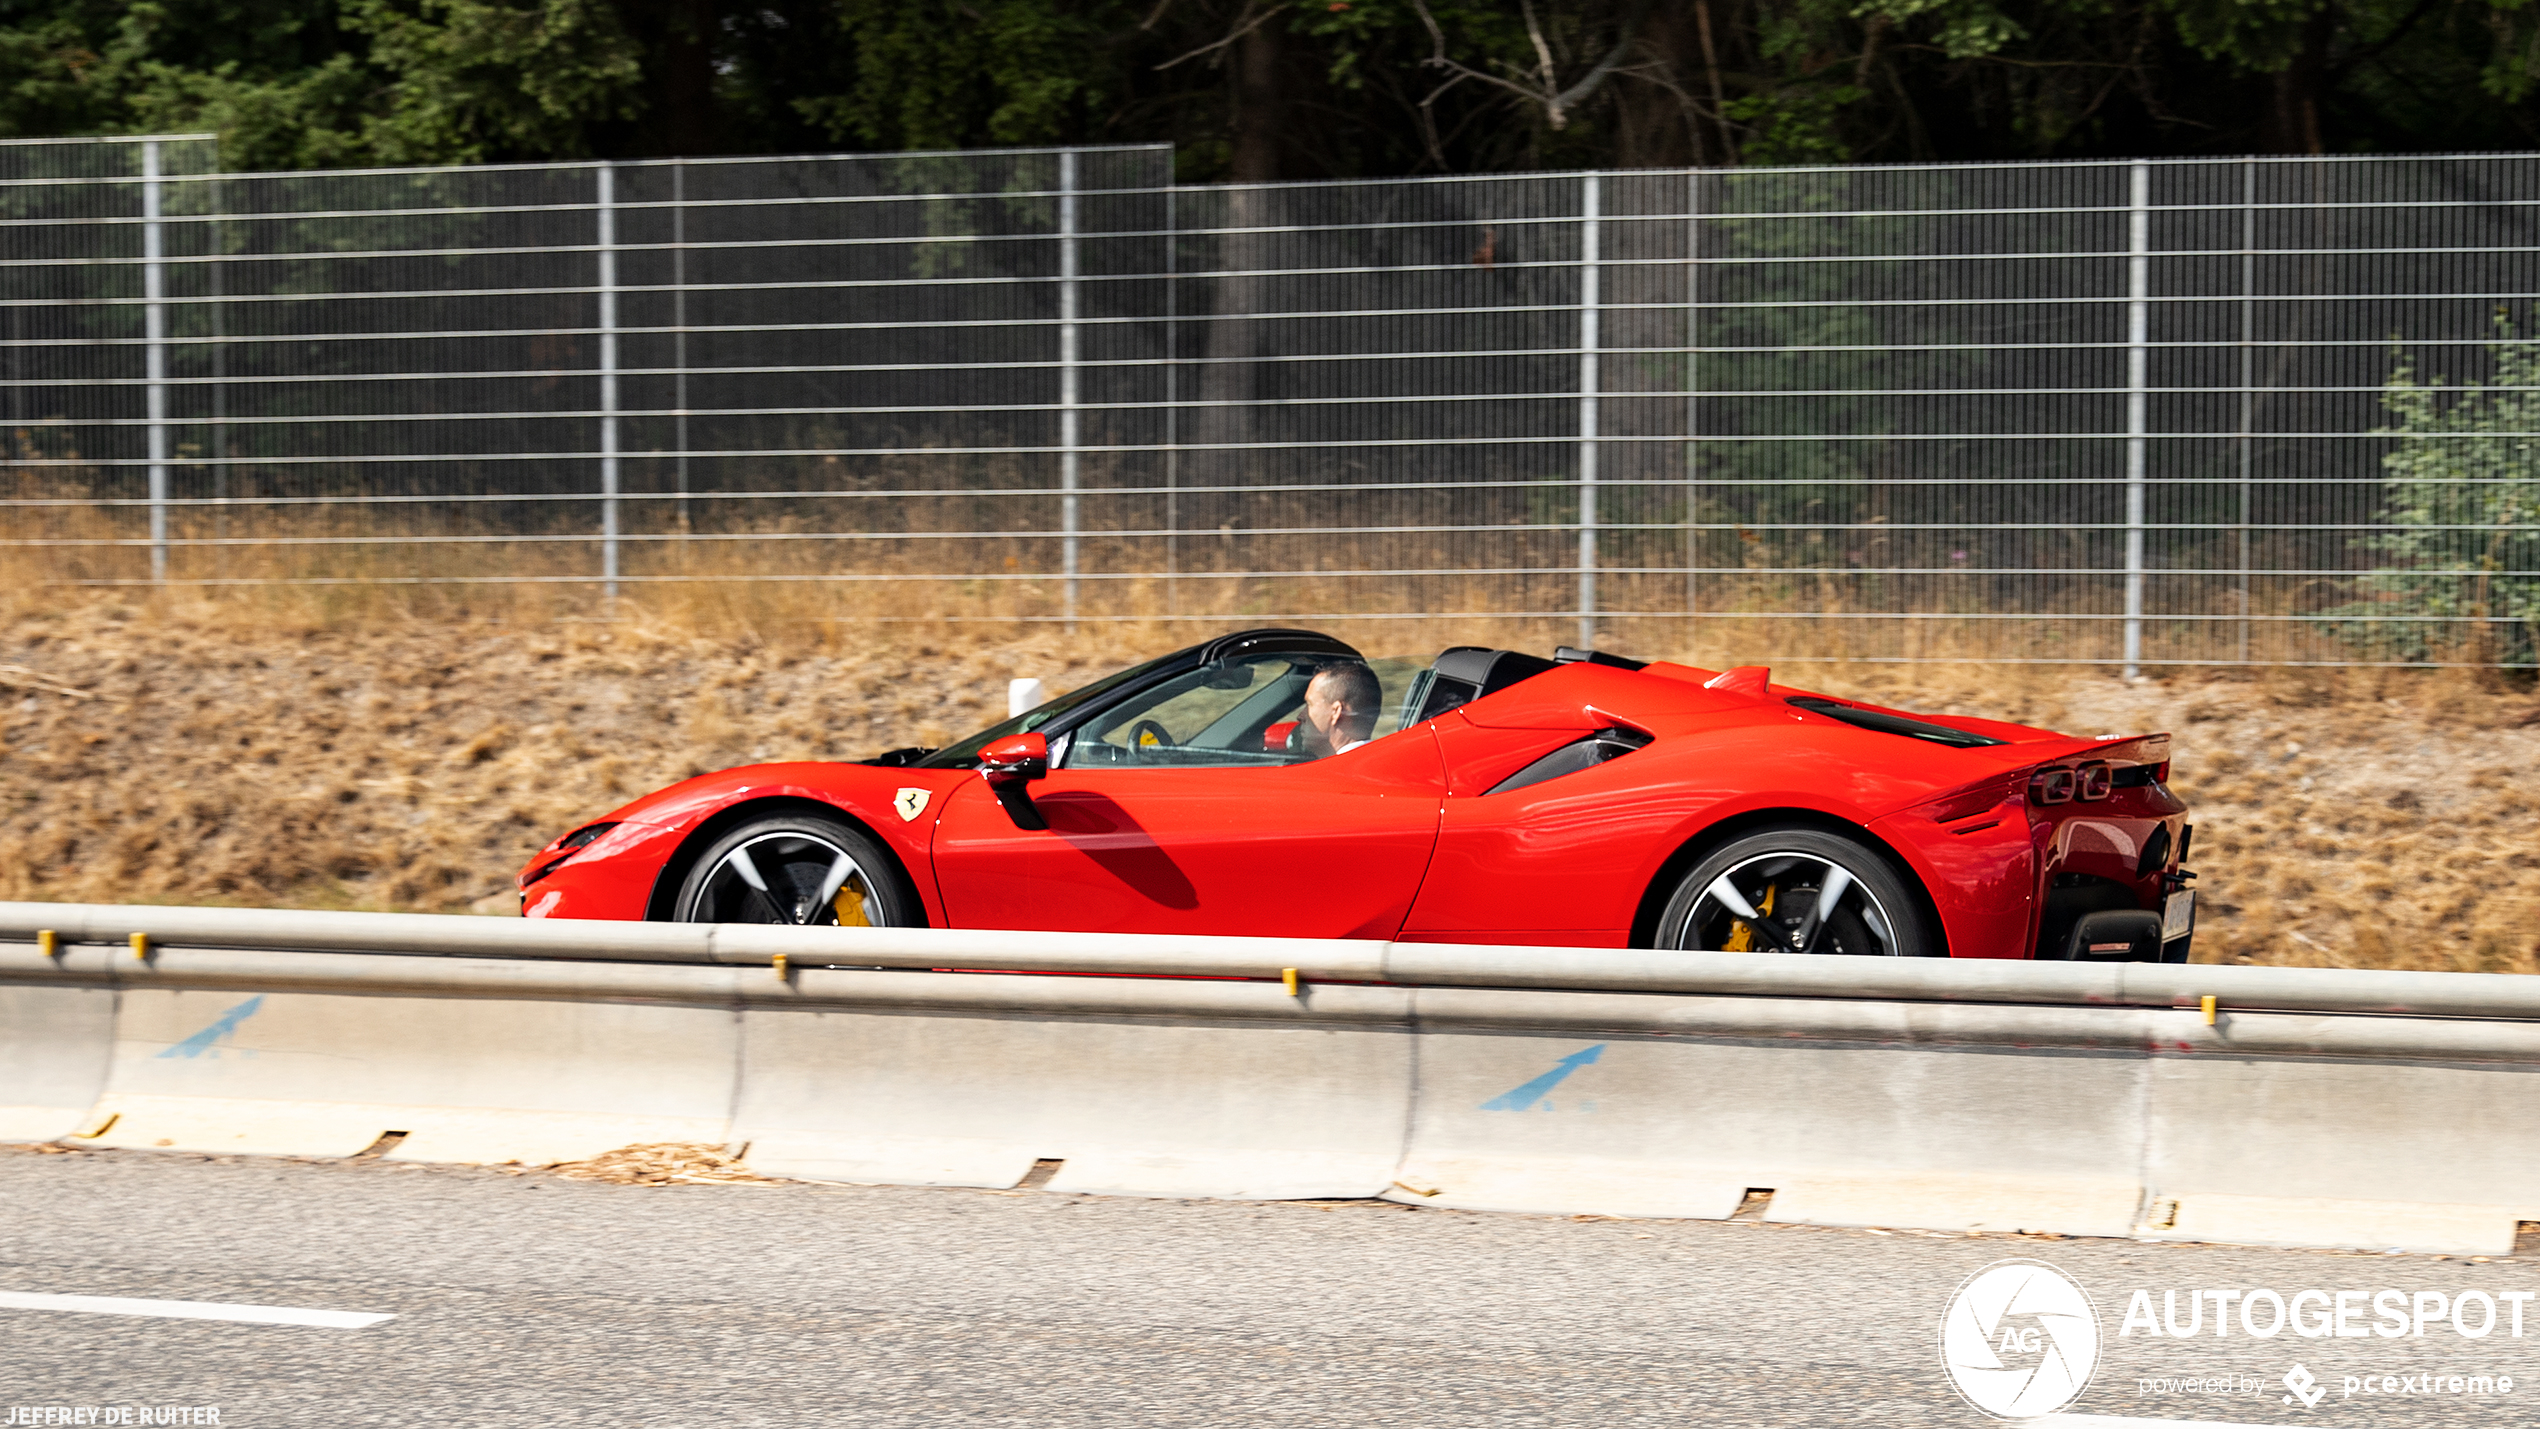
[1786,697,2006,748]
[1485,727,1655,796]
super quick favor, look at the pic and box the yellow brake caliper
[1722,883,1776,951]
[833,874,874,928]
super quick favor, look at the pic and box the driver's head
[1303,660,1381,752]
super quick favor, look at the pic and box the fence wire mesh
[6,136,2537,667]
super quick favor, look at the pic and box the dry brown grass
[0,592,1156,912]
[546,1143,784,1186]
[5,586,2536,974]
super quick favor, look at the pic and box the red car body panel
[517,763,978,925]
[1410,712,1911,946]
[931,724,1448,938]
[516,644,2192,961]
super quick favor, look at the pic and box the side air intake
[1484,728,1655,796]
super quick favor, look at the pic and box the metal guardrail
[4,901,2536,1021]
[6,137,2536,667]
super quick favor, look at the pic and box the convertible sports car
[517,628,2194,960]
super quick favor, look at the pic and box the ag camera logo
[1940,1258,2103,1419]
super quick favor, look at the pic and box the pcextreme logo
[1939,1258,2103,1419]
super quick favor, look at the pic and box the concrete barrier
[37,947,748,1163]
[1384,1007,2149,1231]
[1378,993,2540,1251]
[8,903,2540,1252]
[0,943,114,1142]
[2141,1048,2540,1255]
[734,981,1414,1199]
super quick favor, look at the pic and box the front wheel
[672,813,920,927]
[1653,826,1932,957]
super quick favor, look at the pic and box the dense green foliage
[5,0,2539,175]
[2342,317,2540,667]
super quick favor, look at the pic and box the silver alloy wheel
[1672,849,1903,956]
[680,830,881,926]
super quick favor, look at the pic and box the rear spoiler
[1896,733,2174,825]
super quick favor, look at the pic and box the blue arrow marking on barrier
[156,996,264,1059]
[1480,1044,1605,1111]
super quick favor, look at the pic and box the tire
[671,812,921,927]
[1652,826,1933,957]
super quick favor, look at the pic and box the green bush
[2337,314,2540,668]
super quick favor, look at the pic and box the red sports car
[517,628,2194,961]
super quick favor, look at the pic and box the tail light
[2030,768,2075,804]
[2077,762,2113,800]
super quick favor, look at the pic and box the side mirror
[1262,720,1300,753]
[978,732,1050,831]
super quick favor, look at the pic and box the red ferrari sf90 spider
[518,629,2195,960]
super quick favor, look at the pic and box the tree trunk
[1230,16,1292,183]
[1623,1,1705,167]
[654,0,722,157]
[1186,185,1277,553]
[2263,8,2336,155]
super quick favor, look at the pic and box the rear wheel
[672,813,919,927]
[1654,826,1932,957]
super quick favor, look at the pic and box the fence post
[1684,168,1702,639]
[1163,179,1178,619]
[596,162,620,601]
[142,140,168,585]
[1578,171,1601,651]
[673,162,691,538]
[2237,159,2254,665]
[207,165,227,580]
[1059,151,1081,625]
[2123,161,2149,678]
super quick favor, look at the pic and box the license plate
[2162,889,2196,941]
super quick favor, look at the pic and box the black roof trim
[1432,646,1557,697]
[1197,628,1362,663]
[1553,646,1648,671]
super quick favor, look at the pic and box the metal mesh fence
[6,137,2537,666]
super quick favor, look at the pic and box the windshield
[914,650,1188,768]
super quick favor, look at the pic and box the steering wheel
[1130,719,1178,756]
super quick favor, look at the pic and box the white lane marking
[0,1291,394,1329]
[2037,1421,2287,1429]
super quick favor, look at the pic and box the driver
[1300,659,1381,757]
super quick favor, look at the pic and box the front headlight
[521,821,621,889]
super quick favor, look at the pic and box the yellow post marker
[1281,967,1300,997]
[771,953,789,982]
[2201,995,2218,1026]
[129,932,150,961]
[37,929,57,959]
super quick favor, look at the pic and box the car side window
[1060,655,1316,769]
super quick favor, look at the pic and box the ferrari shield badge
[893,787,930,822]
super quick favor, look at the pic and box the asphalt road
[1,1146,2532,1428]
